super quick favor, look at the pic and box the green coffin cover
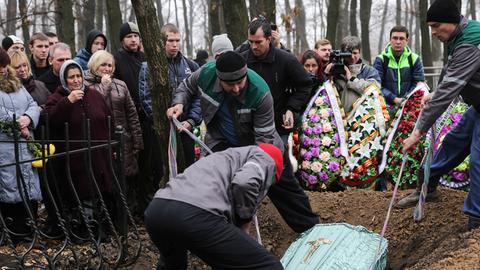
[281,223,388,270]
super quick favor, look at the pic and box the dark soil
[132,188,480,269]
[2,188,479,269]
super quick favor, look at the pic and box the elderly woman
[8,50,50,108]
[0,48,41,240]
[43,60,113,217]
[84,50,142,179]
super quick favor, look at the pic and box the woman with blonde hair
[0,48,41,242]
[85,50,143,184]
[8,50,50,108]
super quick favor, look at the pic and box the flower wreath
[340,83,390,188]
[431,101,470,190]
[297,81,347,191]
[379,84,428,188]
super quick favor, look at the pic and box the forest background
[0,0,478,66]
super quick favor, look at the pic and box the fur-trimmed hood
[0,66,22,93]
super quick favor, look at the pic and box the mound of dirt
[255,188,480,270]
[132,188,479,269]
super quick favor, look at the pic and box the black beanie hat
[2,36,13,51]
[0,48,10,67]
[119,22,140,41]
[427,0,461,23]
[86,29,107,54]
[216,51,247,82]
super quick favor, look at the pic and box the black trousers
[145,199,283,270]
[212,142,319,233]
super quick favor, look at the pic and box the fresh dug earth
[4,188,477,269]
[131,188,480,269]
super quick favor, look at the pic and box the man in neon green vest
[167,51,319,233]
[373,25,425,108]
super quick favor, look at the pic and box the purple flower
[312,137,321,147]
[313,125,323,134]
[324,96,330,105]
[311,147,320,157]
[300,171,309,180]
[303,151,313,161]
[451,113,463,124]
[303,136,311,146]
[311,114,320,123]
[333,148,341,157]
[304,127,313,135]
[328,161,340,172]
[452,171,467,181]
[329,109,334,116]
[319,172,328,181]
[308,175,318,185]
[333,133,340,143]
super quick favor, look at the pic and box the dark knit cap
[0,48,10,67]
[2,36,13,51]
[119,22,140,41]
[427,0,461,23]
[215,51,247,82]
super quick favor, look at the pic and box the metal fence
[424,66,443,90]
[0,115,142,269]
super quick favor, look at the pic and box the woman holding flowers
[0,48,41,240]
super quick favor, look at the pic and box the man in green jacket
[168,51,319,233]
[399,0,480,230]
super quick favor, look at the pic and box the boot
[395,172,439,209]
[395,188,439,209]
[468,215,480,230]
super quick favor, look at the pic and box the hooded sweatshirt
[73,30,108,70]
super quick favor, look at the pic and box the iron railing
[0,114,142,269]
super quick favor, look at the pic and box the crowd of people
[0,0,479,268]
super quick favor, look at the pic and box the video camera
[329,50,352,79]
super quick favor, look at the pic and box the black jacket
[113,48,146,110]
[30,55,50,79]
[240,45,312,135]
[38,69,61,93]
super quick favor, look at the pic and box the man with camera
[325,36,380,113]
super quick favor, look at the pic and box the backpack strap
[407,54,414,80]
[382,55,390,81]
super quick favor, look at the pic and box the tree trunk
[41,0,48,32]
[223,0,249,47]
[19,0,30,48]
[188,0,194,53]
[84,0,96,31]
[204,0,210,50]
[131,0,171,188]
[284,0,293,50]
[403,0,408,27]
[96,0,104,32]
[396,0,401,25]
[155,0,164,26]
[470,0,476,20]
[174,0,180,28]
[75,1,85,51]
[414,3,421,55]
[377,0,389,54]
[326,0,340,48]
[55,0,76,52]
[209,0,227,36]
[182,0,193,57]
[419,0,433,67]
[248,0,276,22]
[106,0,122,53]
[334,0,346,47]
[6,0,17,35]
[349,0,358,36]
[360,0,372,63]
[294,0,309,54]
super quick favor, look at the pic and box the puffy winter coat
[0,69,41,203]
[373,45,424,105]
[84,70,143,176]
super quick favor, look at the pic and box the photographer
[325,36,380,113]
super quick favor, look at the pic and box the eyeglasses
[100,63,113,67]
